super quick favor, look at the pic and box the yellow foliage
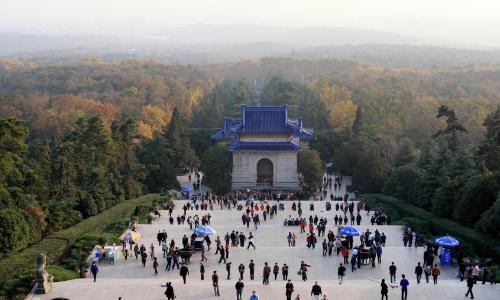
[328,100,358,132]
[137,121,153,140]
[140,105,168,135]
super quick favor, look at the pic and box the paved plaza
[32,177,499,300]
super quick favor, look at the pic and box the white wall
[232,151,299,190]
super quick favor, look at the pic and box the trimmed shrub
[46,265,79,282]
[365,194,500,261]
[0,194,161,290]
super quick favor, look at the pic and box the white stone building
[213,105,313,190]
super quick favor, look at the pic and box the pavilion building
[212,105,313,190]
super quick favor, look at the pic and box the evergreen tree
[138,135,180,192]
[352,140,387,193]
[164,107,198,170]
[477,106,500,170]
[383,165,423,202]
[475,193,500,235]
[200,143,232,194]
[432,177,459,217]
[0,118,28,205]
[432,105,467,152]
[111,119,143,199]
[453,170,499,226]
[393,138,419,167]
[352,106,362,136]
[298,149,324,192]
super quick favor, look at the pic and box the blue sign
[440,248,452,266]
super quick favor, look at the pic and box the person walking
[150,243,155,260]
[311,281,322,300]
[432,264,440,284]
[226,262,232,280]
[414,262,423,284]
[389,262,397,283]
[212,271,221,296]
[164,282,175,300]
[273,263,280,280]
[247,233,256,249]
[337,263,346,284]
[342,247,349,264]
[141,251,148,267]
[238,263,245,280]
[380,278,388,300]
[134,244,139,260]
[285,279,294,300]
[282,263,289,280]
[235,279,245,300]
[249,259,255,280]
[399,274,409,300]
[90,261,99,282]
[200,262,205,280]
[263,262,271,285]
[218,245,227,264]
[489,264,497,284]
[201,244,207,261]
[153,257,159,275]
[424,264,431,283]
[180,265,189,284]
[465,275,475,299]
[351,255,357,272]
[300,261,311,281]
[172,250,180,270]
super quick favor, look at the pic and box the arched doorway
[256,158,273,187]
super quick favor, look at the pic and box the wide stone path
[33,175,499,300]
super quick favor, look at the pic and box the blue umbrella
[193,226,216,236]
[338,225,362,236]
[435,236,460,248]
[182,186,191,193]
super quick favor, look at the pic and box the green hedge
[60,233,121,271]
[0,194,161,289]
[364,194,500,261]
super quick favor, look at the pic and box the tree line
[1,57,500,256]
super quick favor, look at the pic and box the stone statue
[34,252,53,294]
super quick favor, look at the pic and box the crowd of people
[86,171,497,300]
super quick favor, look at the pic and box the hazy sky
[2,0,500,47]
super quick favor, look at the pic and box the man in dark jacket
[179,265,189,284]
[285,279,294,300]
[415,262,423,284]
[311,281,322,300]
[249,259,255,280]
[164,282,175,300]
[90,262,99,282]
[235,279,244,300]
[465,275,475,299]
[262,262,271,285]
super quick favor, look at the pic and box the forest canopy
[1,56,500,257]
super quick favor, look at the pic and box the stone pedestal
[34,253,53,294]
[34,275,53,294]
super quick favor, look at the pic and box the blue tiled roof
[241,106,291,133]
[212,105,314,151]
[229,142,301,151]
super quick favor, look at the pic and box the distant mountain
[295,44,500,68]
[2,24,500,68]
[150,24,422,46]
